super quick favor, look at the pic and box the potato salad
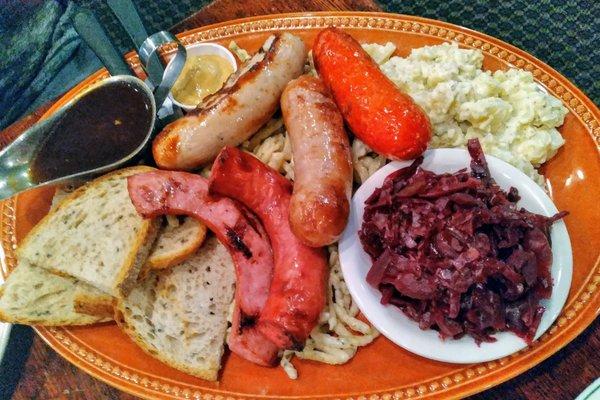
[363,42,568,185]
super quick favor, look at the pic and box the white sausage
[153,33,307,170]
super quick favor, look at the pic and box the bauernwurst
[153,33,307,170]
[281,75,352,247]
[209,147,328,350]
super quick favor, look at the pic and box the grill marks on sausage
[209,147,328,350]
[127,171,280,365]
[226,227,253,259]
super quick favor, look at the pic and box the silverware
[0,76,156,200]
[71,5,132,77]
[0,4,187,200]
[139,31,187,113]
[107,0,165,88]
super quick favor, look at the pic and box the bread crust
[144,218,207,271]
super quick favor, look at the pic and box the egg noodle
[228,37,568,377]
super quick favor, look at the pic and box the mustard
[171,54,234,106]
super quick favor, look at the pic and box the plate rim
[3,11,599,400]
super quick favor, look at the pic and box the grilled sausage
[209,147,328,350]
[153,33,307,170]
[313,27,432,160]
[127,171,279,366]
[281,75,352,247]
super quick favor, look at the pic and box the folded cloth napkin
[0,0,84,130]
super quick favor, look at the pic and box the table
[2,0,598,398]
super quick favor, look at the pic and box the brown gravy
[30,81,153,183]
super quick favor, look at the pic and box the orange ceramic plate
[1,12,599,400]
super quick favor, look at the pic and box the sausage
[313,27,432,160]
[153,33,307,170]
[127,171,279,366]
[209,147,328,350]
[281,75,352,247]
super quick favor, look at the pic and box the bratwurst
[153,33,307,170]
[281,75,352,247]
[210,147,328,350]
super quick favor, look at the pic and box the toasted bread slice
[0,260,110,325]
[145,216,207,270]
[116,235,235,381]
[17,166,160,297]
[73,287,114,319]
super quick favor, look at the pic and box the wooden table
[2,0,598,399]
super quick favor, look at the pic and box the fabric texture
[0,0,81,129]
[0,0,210,130]
[0,0,598,130]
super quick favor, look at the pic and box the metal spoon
[0,75,156,200]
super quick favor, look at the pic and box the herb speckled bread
[116,235,236,381]
[145,216,207,271]
[17,167,160,297]
[0,261,110,325]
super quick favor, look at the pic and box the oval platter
[1,11,599,400]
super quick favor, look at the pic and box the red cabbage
[359,139,567,344]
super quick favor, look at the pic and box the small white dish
[167,42,237,111]
[339,148,572,364]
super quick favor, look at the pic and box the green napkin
[383,0,599,106]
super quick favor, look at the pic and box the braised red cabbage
[359,139,567,344]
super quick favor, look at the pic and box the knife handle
[71,5,132,77]
[106,0,165,87]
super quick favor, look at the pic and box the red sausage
[281,75,352,247]
[127,171,279,366]
[313,27,432,160]
[209,147,328,350]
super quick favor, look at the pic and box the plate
[339,149,572,364]
[1,11,599,400]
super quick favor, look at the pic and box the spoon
[0,75,156,200]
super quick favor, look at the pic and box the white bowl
[168,43,237,111]
[338,148,572,364]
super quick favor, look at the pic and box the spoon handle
[106,0,165,87]
[71,5,132,77]
[139,31,187,112]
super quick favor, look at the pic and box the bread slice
[17,166,160,297]
[0,260,110,325]
[116,235,236,381]
[145,216,207,270]
[73,287,115,319]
